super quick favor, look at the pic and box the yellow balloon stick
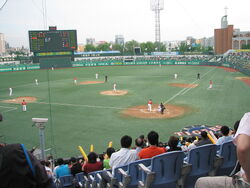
[108,141,113,148]
[207,133,216,144]
[90,144,94,152]
[78,146,88,161]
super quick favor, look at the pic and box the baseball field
[0,65,250,158]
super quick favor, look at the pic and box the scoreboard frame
[29,30,77,53]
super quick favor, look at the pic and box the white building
[0,33,6,55]
[115,35,124,45]
[86,38,95,45]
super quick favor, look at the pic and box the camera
[32,118,48,123]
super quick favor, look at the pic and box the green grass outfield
[0,65,249,158]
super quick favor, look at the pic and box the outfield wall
[1,59,249,76]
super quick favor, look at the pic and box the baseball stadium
[1,54,250,156]
[1,0,250,187]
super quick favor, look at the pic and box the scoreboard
[29,30,77,52]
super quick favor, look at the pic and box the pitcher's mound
[79,81,104,85]
[169,83,198,88]
[2,96,37,104]
[100,90,128,96]
[122,104,190,119]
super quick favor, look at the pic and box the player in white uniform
[148,99,152,112]
[174,73,178,79]
[35,79,38,85]
[95,73,99,79]
[113,83,117,92]
[9,88,12,96]
[209,80,213,89]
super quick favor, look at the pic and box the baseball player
[9,88,12,96]
[197,73,200,79]
[148,99,152,112]
[160,102,166,114]
[74,77,77,85]
[35,79,38,85]
[209,80,213,89]
[174,73,178,79]
[113,83,117,92]
[21,100,27,112]
[95,73,99,79]
[105,75,108,82]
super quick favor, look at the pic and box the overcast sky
[0,0,250,48]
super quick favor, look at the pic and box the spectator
[0,143,52,188]
[134,137,144,153]
[216,126,233,145]
[187,136,197,151]
[41,160,53,178]
[82,152,103,174]
[196,131,212,147]
[109,135,137,174]
[69,157,83,176]
[138,131,166,159]
[195,112,250,187]
[54,158,71,178]
[167,136,182,152]
[103,147,115,169]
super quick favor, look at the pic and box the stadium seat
[59,174,74,187]
[184,144,217,188]
[75,172,88,188]
[105,165,128,188]
[88,170,110,188]
[138,151,185,188]
[118,158,151,188]
[216,141,237,176]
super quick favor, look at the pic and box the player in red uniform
[74,77,77,85]
[209,80,213,89]
[148,99,153,112]
[21,100,27,112]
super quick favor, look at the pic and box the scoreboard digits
[29,30,77,52]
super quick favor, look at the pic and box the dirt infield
[218,67,238,72]
[79,81,105,85]
[100,90,128,96]
[169,83,198,88]
[235,77,250,86]
[122,104,191,119]
[2,96,37,104]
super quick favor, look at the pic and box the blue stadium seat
[59,174,74,187]
[216,141,237,176]
[138,151,185,188]
[118,158,151,188]
[184,144,217,188]
[75,172,87,187]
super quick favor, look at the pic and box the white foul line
[163,67,217,104]
[0,105,18,113]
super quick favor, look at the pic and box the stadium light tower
[151,0,164,43]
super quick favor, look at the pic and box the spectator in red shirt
[82,152,103,174]
[138,131,166,159]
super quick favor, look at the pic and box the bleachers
[57,143,235,188]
